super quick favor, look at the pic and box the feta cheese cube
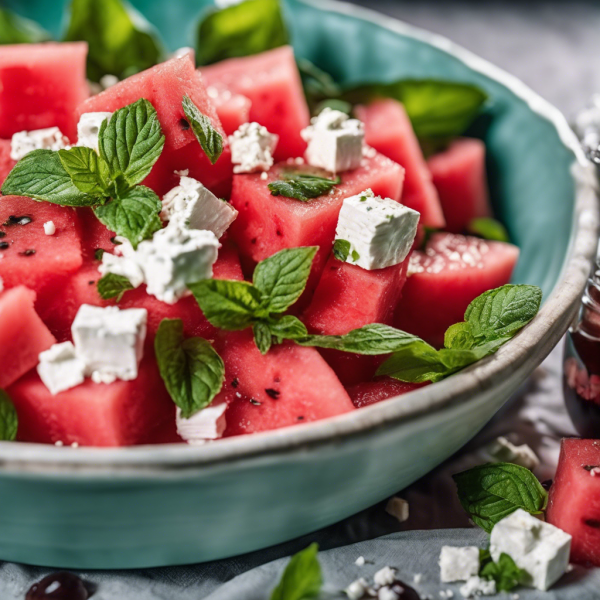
[161,175,238,237]
[71,305,147,384]
[43,221,56,236]
[176,402,228,444]
[335,190,420,270]
[10,127,70,161]
[76,112,113,152]
[490,509,571,591]
[439,546,480,582]
[301,107,364,173]
[373,566,396,587]
[459,576,496,598]
[98,238,146,289]
[37,342,87,395]
[229,122,278,173]
[485,436,540,471]
[385,496,409,523]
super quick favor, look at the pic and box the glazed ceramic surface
[0,0,597,569]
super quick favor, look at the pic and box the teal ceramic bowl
[0,0,598,569]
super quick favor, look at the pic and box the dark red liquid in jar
[26,572,90,600]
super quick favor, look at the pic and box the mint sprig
[270,543,322,600]
[0,390,18,442]
[59,146,111,196]
[468,217,510,243]
[268,173,341,201]
[332,239,350,262]
[479,551,526,592]
[97,273,134,302]
[182,95,224,165]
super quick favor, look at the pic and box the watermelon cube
[219,330,355,436]
[0,139,15,187]
[356,99,445,228]
[206,82,251,135]
[200,46,310,160]
[0,42,89,141]
[547,438,600,566]
[76,54,232,197]
[394,233,519,347]
[8,356,178,446]
[427,138,492,233]
[0,286,55,389]
[347,378,426,408]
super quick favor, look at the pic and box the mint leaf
[468,217,510,243]
[190,279,263,330]
[182,95,224,165]
[297,58,342,112]
[270,543,322,600]
[444,322,475,350]
[2,150,98,207]
[155,319,225,419]
[93,185,162,249]
[0,8,51,44]
[452,462,548,533]
[0,390,17,441]
[253,246,318,313]
[332,239,350,262]
[97,273,134,302]
[196,0,288,66]
[480,552,526,592]
[268,315,308,342]
[98,98,165,188]
[58,146,111,196]
[268,173,341,201]
[376,339,449,383]
[64,0,164,82]
[253,322,272,355]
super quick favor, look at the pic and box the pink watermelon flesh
[206,82,251,135]
[76,54,232,197]
[0,139,15,187]
[394,233,519,347]
[0,42,89,141]
[356,99,445,229]
[347,378,426,408]
[547,438,600,566]
[427,138,492,233]
[8,356,178,447]
[0,286,55,389]
[200,46,310,160]
[219,330,355,437]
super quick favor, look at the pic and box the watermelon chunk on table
[0,286,55,389]
[76,54,232,197]
[356,99,445,229]
[200,46,309,160]
[0,139,15,187]
[8,356,178,447]
[394,232,519,347]
[206,82,251,135]
[0,42,88,141]
[427,138,492,233]
[347,378,426,408]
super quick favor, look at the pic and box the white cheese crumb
[485,436,540,470]
[99,238,146,289]
[71,442,79,448]
[590,467,600,477]
[373,566,396,588]
[43,221,56,236]
[37,341,87,395]
[413,574,423,585]
[385,496,409,523]
[460,576,496,598]
[55,441,64,447]
[345,578,369,600]
[439,546,480,582]
[99,74,119,89]
[176,402,228,445]
[301,107,364,173]
[10,127,70,161]
[76,112,113,152]
[440,591,454,599]
[260,171,268,180]
[378,587,399,600]
[355,556,366,567]
[229,122,278,173]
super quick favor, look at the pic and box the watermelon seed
[0,232,5,238]
[88,281,96,286]
[249,398,261,406]
[265,388,280,399]
[231,378,239,388]
[541,479,553,491]
[583,465,600,471]
[584,518,600,528]
[297,416,304,421]
[0,242,8,250]
[19,249,36,256]
[110,237,122,245]
[4,215,32,226]
[179,118,190,131]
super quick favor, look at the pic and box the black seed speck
[251,238,257,245]
[231,378,239,388]
[4,214,32,226]
[265,388,280,399]
[26,571,91,600]
[110,236,122,245]
[0,241,8,250]
[20,249,36,256]
[585,518,600,528]
[297,416,304,421]
[0,231,5,238]
[249,398,261,406]
[276,230,282,237]
[88,281,96,286]
[541,479,553,491]
[584,465,600,471]
[180,118,190,130]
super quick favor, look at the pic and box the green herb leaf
[268,315,308,342]
[480,552,527,592]
[253,321,272,355]
[268,173,341,201]
[0,390,17,442]
[253,246,318,313]
[452,462,548,533]
[468,217,510,243]
[58,146,111,197]
[63,0,164,82]
[2,150,98,207]
[93,185,162,249]
[332,239,351,262]
[297,58,342,112]
[270,543,322,600]
[376,339,449,383]
[181,95,224,165]
[97,273,134,302]
[196,0,288,66]
[444,322,475,350]
[155,319,225,419]
[0,8,51,44]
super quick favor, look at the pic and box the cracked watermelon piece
[8,356,177,447]
[220,330,354,436]
[356,99,445,228]
[77,54,232,197]
[394,233,519,347]
[427,138,491,233]
[206,82,251,135]
[200,46,309,160]
[0,42,88,141]
[547,438,600,566]
[0,139,15,187]
[0,286,55,389]
[347,378,426,408]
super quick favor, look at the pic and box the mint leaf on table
[182,95,224,165]
[268,173,341,201]
[253,321,273,355]
[63,0,164,82]
[332,239,351,262]
[468,217,510,243]
[0,8,51,44]
[196,0,288,66]
[58,146,111,196]
[97,273,134,302]
[452,462,548,533]
[155,319,225,419]
[0,390,17,442]
[480,552,527,592]
[270,543,322,600]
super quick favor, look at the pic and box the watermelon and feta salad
[0,0,544,448]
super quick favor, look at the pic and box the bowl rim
[0,0,598,475]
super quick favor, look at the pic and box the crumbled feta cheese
[10,127,70,161]
[161,175,238,237]
[55,440,64,447]
[99,238,146,289]
[335,190,420,270]
[176,402,228,444]
[440,591,454,599]
[260,171,268,180]
[374,566,396,588]
[439,546,480,582]
[385,496,409,523]
[378,587,399,600]
[355,556,366,567]
[345,578,369,600]
[37,342,87,395]
[460,576,496,598]
[490,509,571,591]
[71,305,147,384]
[43,221,56,236]
[76,112,113,152]
[99,74,119,90]
[486,436,540,470]
[229,122,278,173]
[413,574,423,585]
[301,107,364,173]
